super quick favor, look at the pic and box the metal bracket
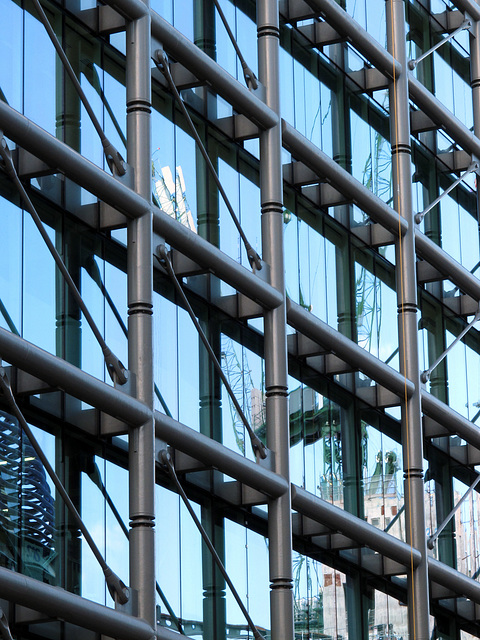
[99,412,129,437]
[416,260,446,283]
[432,9,468,34]
[250,81,266,104]
[115,587,137,616]
[113,160,134,189]
[281,0,316,22]
[356,384,402,409]
[170,250,206,278]
[443,294,478,317]
[306,353,354,376]
[423,415,450,438]
[114,368,135,394]
[283,161,318,186]
[214,293,263,320]
[297,514,330,537]
[15,368,55,395]
[449,443,480,466]
[351,223,395,248]
[312,532,356,551]
[301,183,351,209]
[215,114,260,141]
[287,332,326,358]
[75,201,128,231]
[438,149,472,173]
[215,480,267,506]
[348,68,389,93]
[76,5,126,35]
[167,449,209,474]
[12,148,54,179]
[410,109,438,134]
[297,21,343,47]
[152,61,202,91]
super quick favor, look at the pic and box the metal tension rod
[156,244,267,460]
[0,298,19,336]
[83,255,171,412]
[428,474,480,549]
[31,0,126,176]
[152,50,262,272]
[159,449,264,640]
[86,461,185,635]
[408,16,472,70]
[415,161,479,224]
[0,367,129,605]
[81,61,128,149]
[421,307,480,383]
[212,0,258,90]
[0,137,128,385]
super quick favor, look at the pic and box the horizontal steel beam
[428,557,480,604]
[281,120,408,237]
[154,413,288,498]
[0,566,180,640]
[291,485,422,567]
[287,299,415,398]
[106,0,147,19]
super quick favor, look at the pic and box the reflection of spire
[153,166,196,233]
[369,450,383,495]
[0,410,55,580]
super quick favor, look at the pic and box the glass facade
[1,0,480,638]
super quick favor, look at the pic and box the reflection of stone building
[454,487,480,580]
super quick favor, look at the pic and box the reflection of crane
[220,336,265,454]
[152,162,196,233]
[356,266,381,352]
[357,128,392,352]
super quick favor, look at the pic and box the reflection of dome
[0,410,55,581]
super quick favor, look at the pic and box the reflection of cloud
[154,166,196,233]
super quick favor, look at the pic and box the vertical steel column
[386,1,430,639]
[257,2,294,639]
[126,3,156,628]
[470,8,480,224]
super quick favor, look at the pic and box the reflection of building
[0,411,55,582]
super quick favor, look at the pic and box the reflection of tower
[220,336,265,454]
[0,410,55,582]
[153,164,197,233]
